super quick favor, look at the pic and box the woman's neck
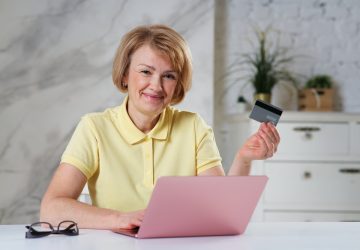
[127,103,161,134]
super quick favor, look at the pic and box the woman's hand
[228,122,280,176]
[116,210,145,229]
[238,122,281,162]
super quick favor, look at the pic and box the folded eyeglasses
[25,220,79,239]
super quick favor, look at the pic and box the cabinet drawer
[276,122,349,156]
[263,162,360,208]
[351,122,360,155]
[264,211,360,222]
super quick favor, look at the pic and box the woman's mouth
[142,92,164,102]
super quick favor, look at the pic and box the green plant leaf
[238,28,298,94]
[305,75,333,89]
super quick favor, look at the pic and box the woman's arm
[227,154,252,176]
[40,163,144,229]
[198,166,225,176]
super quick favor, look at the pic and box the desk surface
[1,222,360,250]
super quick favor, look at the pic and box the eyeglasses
[25,220,79,239]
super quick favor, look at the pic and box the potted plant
[305,75,333,89]
[240,28,297,103]
[299,75,334,111]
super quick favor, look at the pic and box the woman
[40,24,280,230]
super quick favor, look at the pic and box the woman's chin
[140,101,165,114]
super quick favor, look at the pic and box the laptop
[112,175,267,239]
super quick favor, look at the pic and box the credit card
[249,100,283,126]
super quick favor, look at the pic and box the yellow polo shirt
[61,96,222,212]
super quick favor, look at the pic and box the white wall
[215,0,360,114]
[0,0,215,224]
[214,0,360,168]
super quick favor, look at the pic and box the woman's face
[124,44,178,118]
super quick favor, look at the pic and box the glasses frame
[25,220,79,239]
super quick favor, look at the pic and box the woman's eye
[163,74,176,80]
[141,70,151,75]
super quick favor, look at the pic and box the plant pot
[254,93,271,103]
[298,88,334,111]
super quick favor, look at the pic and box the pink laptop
[112,176,267,239]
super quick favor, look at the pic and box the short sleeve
[61,116,99,179]
[194,115,222,174]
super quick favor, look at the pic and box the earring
[122,82,128,88]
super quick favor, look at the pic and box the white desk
[1,223,360,250]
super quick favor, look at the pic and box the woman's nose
[149,75,162,90]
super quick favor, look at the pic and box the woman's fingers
[119,210,146,229]
[244,123,281,160]
[259,132,273,157]
[258,124,275,157]
[131,218,143,228]
[267,123,280,144]
[255,132,271,158]
[261,123,278,143]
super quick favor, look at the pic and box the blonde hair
[112,24,192,105]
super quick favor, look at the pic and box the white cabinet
[275,122,349,156]
[351,122,360,154]
[223,112,360,222]
[264,162,360,209]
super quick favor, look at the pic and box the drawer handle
[303,171,312,179]
[293,127,321,132]
[339,168,360,174]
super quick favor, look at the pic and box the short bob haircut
[112,24,192,105]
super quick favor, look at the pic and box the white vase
[236,102,247,113]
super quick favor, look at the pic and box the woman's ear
[122,73,129,88]
[123,73,128,83]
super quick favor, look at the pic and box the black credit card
[249,100,283,126]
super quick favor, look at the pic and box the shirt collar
[117,96,171,145]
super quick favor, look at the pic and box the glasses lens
[29,222,53,233]
[25,222,53,238]
[58,221,79,236]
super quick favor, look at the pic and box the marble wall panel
[0,0,215,224]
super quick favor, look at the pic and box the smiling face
[124,44,178,119]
